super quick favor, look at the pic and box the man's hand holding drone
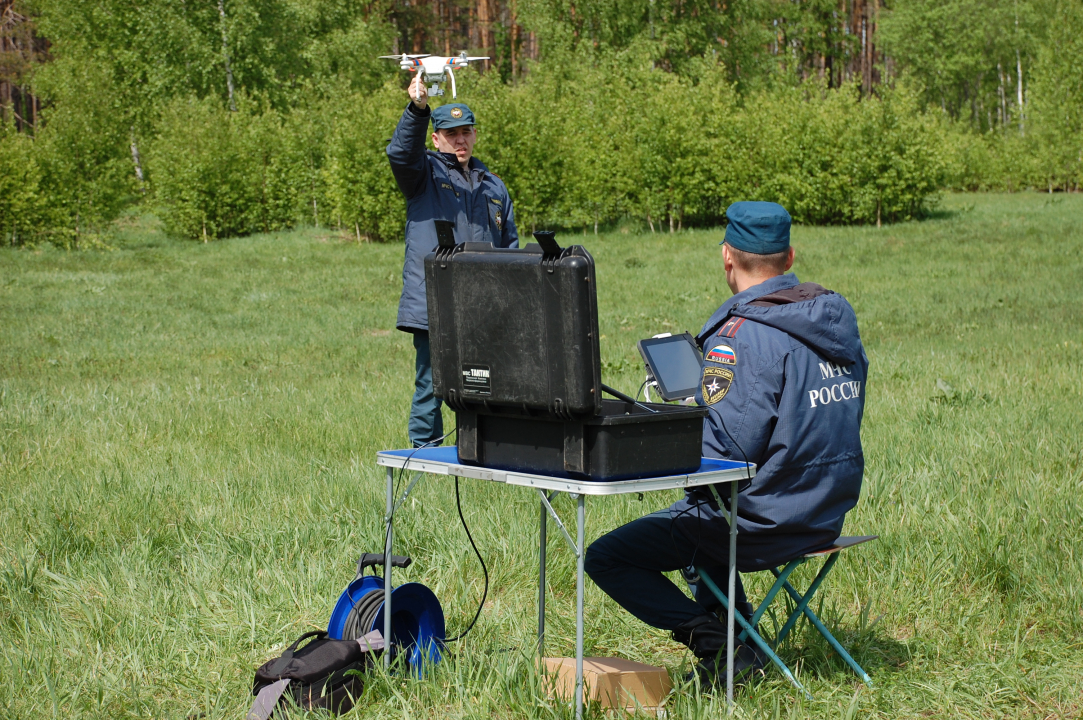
[410,73,428,110]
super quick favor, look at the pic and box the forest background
[1,0,1082,246]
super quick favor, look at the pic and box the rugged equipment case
[425,232,707,481]
[425,236,601,419]
[456,400,706,480]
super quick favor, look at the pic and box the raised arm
[386,75,432,200]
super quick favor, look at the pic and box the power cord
[445,475,488,642]
[381,427,488,644]
[666,399,755,579]
[384,429,458,558]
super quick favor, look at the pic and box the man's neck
[732,272,781,294]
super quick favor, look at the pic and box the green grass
[2,193,1082,719]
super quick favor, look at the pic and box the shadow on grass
[760,613,912,688]
[914,202,978,222]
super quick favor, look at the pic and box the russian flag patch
[706,344,737,365]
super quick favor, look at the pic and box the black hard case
[456,400,707,481]
[425,241,602,419]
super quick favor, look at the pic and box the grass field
[2,192,1082,719]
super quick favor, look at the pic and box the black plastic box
[456,400,708,481]
[425,240,601,419]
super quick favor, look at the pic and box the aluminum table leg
[575,494,585,720]
[539,493,547,656]
[727,480,738,709]
[384,466,394,668]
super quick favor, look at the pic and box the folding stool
[696,535,878,699]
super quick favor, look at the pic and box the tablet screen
[637,334,703,401]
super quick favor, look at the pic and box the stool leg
[774,558,874,687]
[742,559,805,645]
[773,554,838,646]
[697,568,813,701]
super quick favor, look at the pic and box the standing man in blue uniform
[585,202,869,685]
[387,75,518,447]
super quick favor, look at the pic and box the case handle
[532,230,561,257]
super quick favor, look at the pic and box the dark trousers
[584,510,751,630]
[409,331,444,448]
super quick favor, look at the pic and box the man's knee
[584,536,618,579]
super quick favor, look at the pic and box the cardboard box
[543,657,672,713]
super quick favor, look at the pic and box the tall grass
[1,194,1081,718]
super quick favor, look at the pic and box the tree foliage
[0,0,1080,245]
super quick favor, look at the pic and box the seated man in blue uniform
[387,74,519,448]
[585,201,868,685]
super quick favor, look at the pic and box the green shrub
[0,120,48,246]
[146,57,952,242]
[149,96,310,240]
[19,58,135,246]
[1028,0,1083,192]
[321,84,407,242]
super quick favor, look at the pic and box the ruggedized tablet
[636,333,703,401]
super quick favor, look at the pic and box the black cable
[383,429,458,565]
[601,383,658,413]
[363,429,457,648]
[666,401,756,595]
[377,427,488,644]
[342,585,385,640]
[635,379,648,402]
[704,403,754,491]
[445,475,488,642]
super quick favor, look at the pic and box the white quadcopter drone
[380,51,490,100]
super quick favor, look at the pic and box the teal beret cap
[431,103,475,130]
[721,201,792,254]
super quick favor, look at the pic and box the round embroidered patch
[702,366,734,405]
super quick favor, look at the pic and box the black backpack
[247,630,384,719]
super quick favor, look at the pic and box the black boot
[672,614,762,689]
[680,567,759,635]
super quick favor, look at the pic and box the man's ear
[784,247,795,272]
[721,243,734,272]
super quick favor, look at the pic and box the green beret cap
[431,103,475,130]
[721,201,792,254]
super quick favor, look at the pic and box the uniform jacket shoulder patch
[705,344,736,365]
[717,316,746,339]
[702,366,734,405]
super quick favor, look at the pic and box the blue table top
[379,446,748,478]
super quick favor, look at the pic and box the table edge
[375,452,753,495]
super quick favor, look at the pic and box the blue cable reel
[327,554,445,674]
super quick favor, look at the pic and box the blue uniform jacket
[670,273,869,571]
[386,103,519,332]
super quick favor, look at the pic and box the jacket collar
[696,273,800,346]
[430,151,488,175]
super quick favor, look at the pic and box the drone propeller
[378,53,431,60]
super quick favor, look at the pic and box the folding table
[375,446,755,717]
